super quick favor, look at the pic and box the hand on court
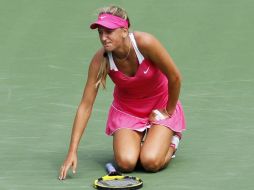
[59,152,78,180]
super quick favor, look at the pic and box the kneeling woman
[59,5,186,180]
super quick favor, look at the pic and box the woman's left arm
[137,32,182,115]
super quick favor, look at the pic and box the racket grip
[105,163,117,174]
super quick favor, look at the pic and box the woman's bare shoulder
[92,48,105,63]
[132,31,160,57]
[133,31,157,48]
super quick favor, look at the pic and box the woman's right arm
[59,49,105,180]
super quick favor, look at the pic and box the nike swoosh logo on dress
[144,66,150,74]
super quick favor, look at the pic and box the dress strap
[107,52,118,71]
[129,33,144,64]
[107,32,145,71]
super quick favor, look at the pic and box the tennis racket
[93,163,143,190]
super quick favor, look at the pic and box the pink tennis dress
[105,33,186,135]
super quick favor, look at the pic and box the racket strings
[97,177,141,187]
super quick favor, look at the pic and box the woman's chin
[104,47,113,52]
[103,43,114,51]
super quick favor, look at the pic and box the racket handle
[105,163,117,174]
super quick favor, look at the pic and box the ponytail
[95,52,108,89]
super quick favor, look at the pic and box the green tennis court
[0,0,253,189]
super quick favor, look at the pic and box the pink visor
[90,13,128,29]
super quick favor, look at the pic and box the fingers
[58,165,65,180]
[148,110,157,121]
[72,161,77,174]
[59,164,70,180]
[58,153,78,180]
[59,166,64,180]
[62,165,68,180]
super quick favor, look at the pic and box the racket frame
[93,163,143,190]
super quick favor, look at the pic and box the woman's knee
[140,152,165,172]
[113,129,143,172]
[115,154,137,172]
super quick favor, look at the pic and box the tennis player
[59,5,186,180]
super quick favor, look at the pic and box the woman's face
[98,27,127,52]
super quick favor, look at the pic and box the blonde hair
[95,5,130,89]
